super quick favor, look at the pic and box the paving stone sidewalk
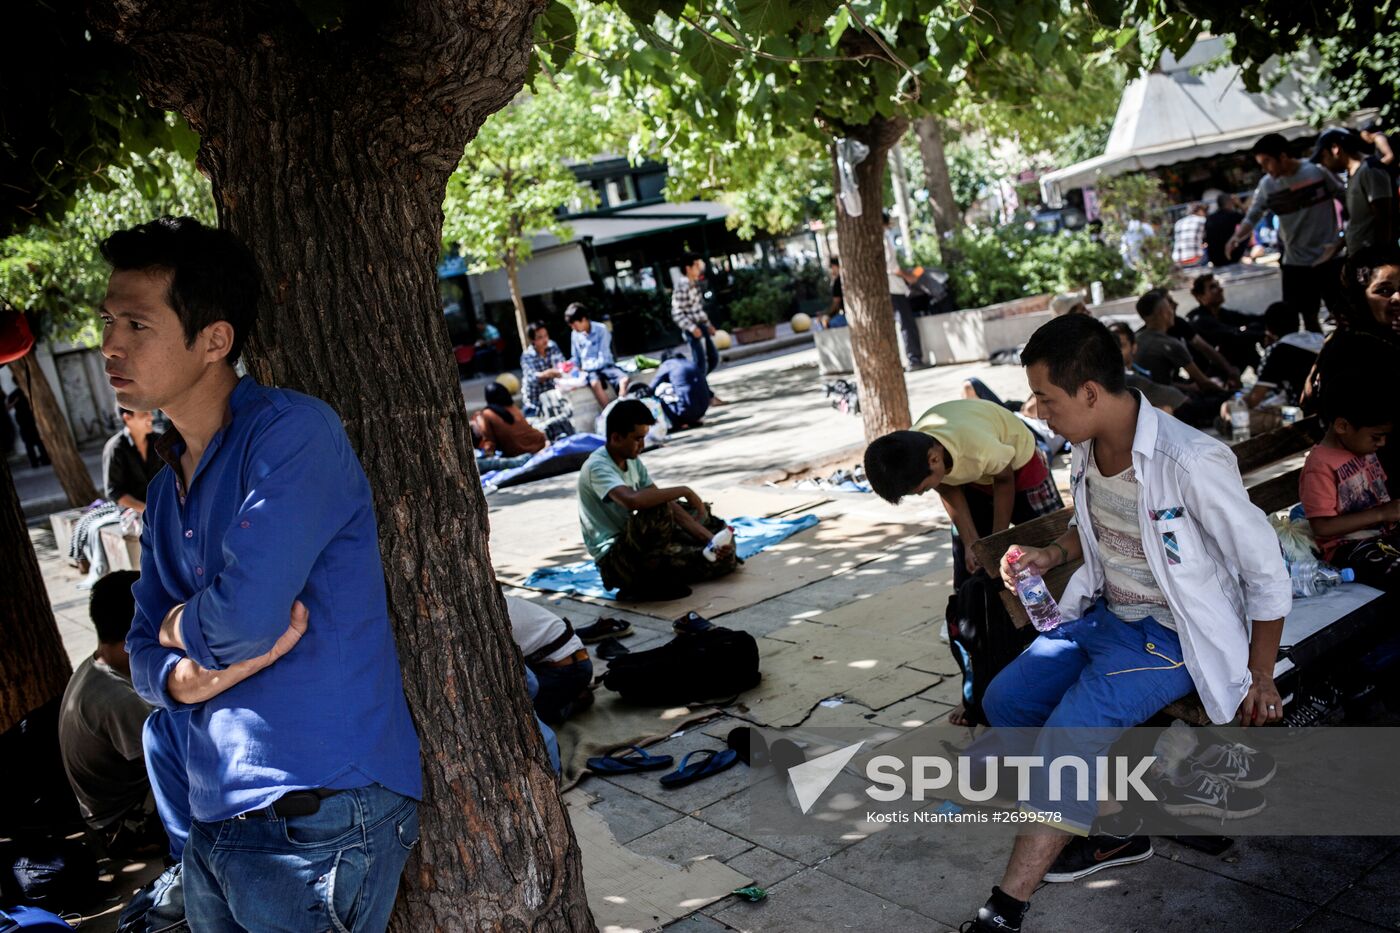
[28,348,1400,932]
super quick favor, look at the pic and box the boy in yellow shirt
[866,398,1063,586]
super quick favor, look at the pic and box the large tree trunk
[12,350,98,507]
[89,3,594,929]
[833,117,913,442]
[912,116,963,241]
[0,456,72,733]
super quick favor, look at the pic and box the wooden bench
[969,416,1391,724]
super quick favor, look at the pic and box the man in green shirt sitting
[578,399,736,601]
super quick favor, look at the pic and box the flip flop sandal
[577,617,633,643]
[660,748,740,788]
[726,726,769,767]
[586,745,674,775]
[594,637,631,660]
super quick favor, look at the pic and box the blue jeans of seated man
[184,783,418,932]
[980,600,1195,832]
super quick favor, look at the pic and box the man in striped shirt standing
[672,253,723,404]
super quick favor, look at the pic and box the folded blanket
[523,513,820,599]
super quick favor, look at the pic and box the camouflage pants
[597,503,737,592]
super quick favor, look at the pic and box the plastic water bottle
[1289,557,1355,597]
[1007,546,1063,632]
[1228,393,1251,442]
[703,526,734,563]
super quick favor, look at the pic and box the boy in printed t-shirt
[1300,391,1400,590]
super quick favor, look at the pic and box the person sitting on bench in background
[566,302,628,409]
[957,314,1290,933]
[506,595,593,724]
[103,406,165,513]
[1106,322,1187,416]
[865,398,1064,727]
[577,399,736,602]
[1133,288,1231,428]
[1301,380,1400,591]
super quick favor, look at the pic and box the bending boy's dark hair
[1135,289,1169,321]
[1251,133,1291,158]
[606,398,655,440]
[1263,302,1299,338]
[90,570,140,645]
[1021,314,1127,397]
[564,302,590,324]
[100,216,261,365]
[680,252,703,270]
[864,431,941,504]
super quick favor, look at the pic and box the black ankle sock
[989,886,1027,925]
[1096,810,1143,838]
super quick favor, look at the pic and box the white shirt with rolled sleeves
[1059,393,1292,724]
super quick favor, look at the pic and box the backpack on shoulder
[602,627,760,705]
[945,571,1036,725]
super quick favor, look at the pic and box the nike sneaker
[959,904,1022,932]
[1190,740,1277,789]
[1156,766,1267,819]
[1042,832,1153,883]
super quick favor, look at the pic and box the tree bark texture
[87,3,594,930]
[912,116,963,241]
[12,350,99,507]
[833,116,913,442]
[0,454,72,734]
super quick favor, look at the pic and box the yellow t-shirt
[912,399,1036,487]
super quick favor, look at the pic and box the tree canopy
[0,149,213,342]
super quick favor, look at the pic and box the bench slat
[1230,415,1322,475]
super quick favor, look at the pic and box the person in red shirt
[1300,386,1400,590]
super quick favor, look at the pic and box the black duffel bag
[602,627,760,705]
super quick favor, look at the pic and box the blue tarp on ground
[522,513,821,599]
[481,433,605,488]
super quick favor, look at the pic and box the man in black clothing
[1185,273,1264,372]
[822,257,843,326]
[1135,289,1230,428]
[1248,302,1325,405]
[1205,193,1247,266]
[102,406,165,512]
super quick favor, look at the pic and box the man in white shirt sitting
[959,314,1291,933]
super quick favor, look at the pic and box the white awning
[1040,38,1326,206]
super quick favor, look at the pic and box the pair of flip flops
[586,744,740,788]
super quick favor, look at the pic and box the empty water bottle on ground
[1228,393,1251,442]
[1288,557,1355,597]
[1007,546,1064,632]
[703,526,734,563]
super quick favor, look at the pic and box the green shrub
[938,226,1133,309]
[728,278,790,327]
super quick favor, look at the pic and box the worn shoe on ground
[1043,832,1153,882]
[1191,740,1277,789]
[1156,767,1267,819]
[958,905,1022,932]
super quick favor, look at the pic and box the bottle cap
[1340,568,1356,582]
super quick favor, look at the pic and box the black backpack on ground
[602,627,760,705]
[945,570,1036,726]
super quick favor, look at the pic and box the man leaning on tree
[107,216,421,931]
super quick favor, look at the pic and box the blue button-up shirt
[126,376,421,822]
[570,322,614,372]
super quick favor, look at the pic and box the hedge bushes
[915,227,1136,311]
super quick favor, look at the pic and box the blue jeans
[686,333,719,378]
[981,600,1194,831]
[184,784,418,932]
[528,656,594,725]
[116,862,187,933]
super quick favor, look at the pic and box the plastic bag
[835,138,870,217]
